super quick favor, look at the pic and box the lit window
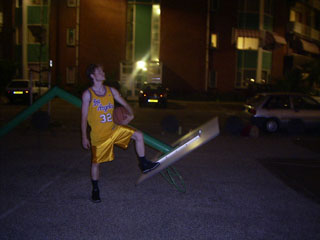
[237,37,259,50]
[15,28,20,44]
[290,10,296,22]
[0,12,3,32]
[211,33,217,48]
[290,8,302,23]
[151,4,161,61]
[66,66,76,84]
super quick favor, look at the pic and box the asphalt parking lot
[1,99,320,239]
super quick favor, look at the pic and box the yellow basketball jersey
[87,86,116,146]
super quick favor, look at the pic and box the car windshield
[143,84,164,91]
[8,81,29,88]
[247,94,266,107]
[310,88,320,96]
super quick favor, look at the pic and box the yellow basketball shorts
[91,125,135,164]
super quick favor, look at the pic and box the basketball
[113,107,129,125]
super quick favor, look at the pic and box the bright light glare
[137,61,147,71]
[153,5,160,15]
[159,134,200,163]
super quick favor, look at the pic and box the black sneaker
[139,159,160,173]
[91,189,101,203]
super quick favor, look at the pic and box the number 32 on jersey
[100,113,112,123]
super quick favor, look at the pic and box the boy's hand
[122,113,134,125]
[82,137,91,149]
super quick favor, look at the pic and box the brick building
[1,0,320,98]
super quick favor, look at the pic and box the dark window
[209,71,217,88]
[292,96,320,110]
[236,71,242,88]
[35,81,48,87]
[264,95,290,109]
[238,0,245,10]
[306,10,312,26]
[264,0,274,15]
[210,0,219,11]
[248,0,259,12]
[315,11,320,30]
[296,11,303,23]
[239,0,259,12]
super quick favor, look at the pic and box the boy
[81,64,160,203]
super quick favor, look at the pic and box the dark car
[138,83,168,108]
[5,79,49,103]
[310,88,320,103]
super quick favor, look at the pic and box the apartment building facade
[1,0,320,97]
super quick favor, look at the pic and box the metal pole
[256,0,264,84]
[76,0,80,83]
[204,0,210,91]
[47,70,51,114]
[29,71,33,105]
[22,0,28,79]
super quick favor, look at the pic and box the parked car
[310,88,320,103]
[243,92,320,133]
[6,79,49,103]
[138,83,168,108]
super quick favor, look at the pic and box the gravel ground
[1,122,320,240]
[1,98,320,239]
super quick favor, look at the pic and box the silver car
[244,92,320,133]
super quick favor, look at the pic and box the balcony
[288,21,320,41]
[311,28,320,41]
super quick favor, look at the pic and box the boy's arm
[111,87,134,124]
[81,90,91,149]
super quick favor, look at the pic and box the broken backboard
[136,117,220,185]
